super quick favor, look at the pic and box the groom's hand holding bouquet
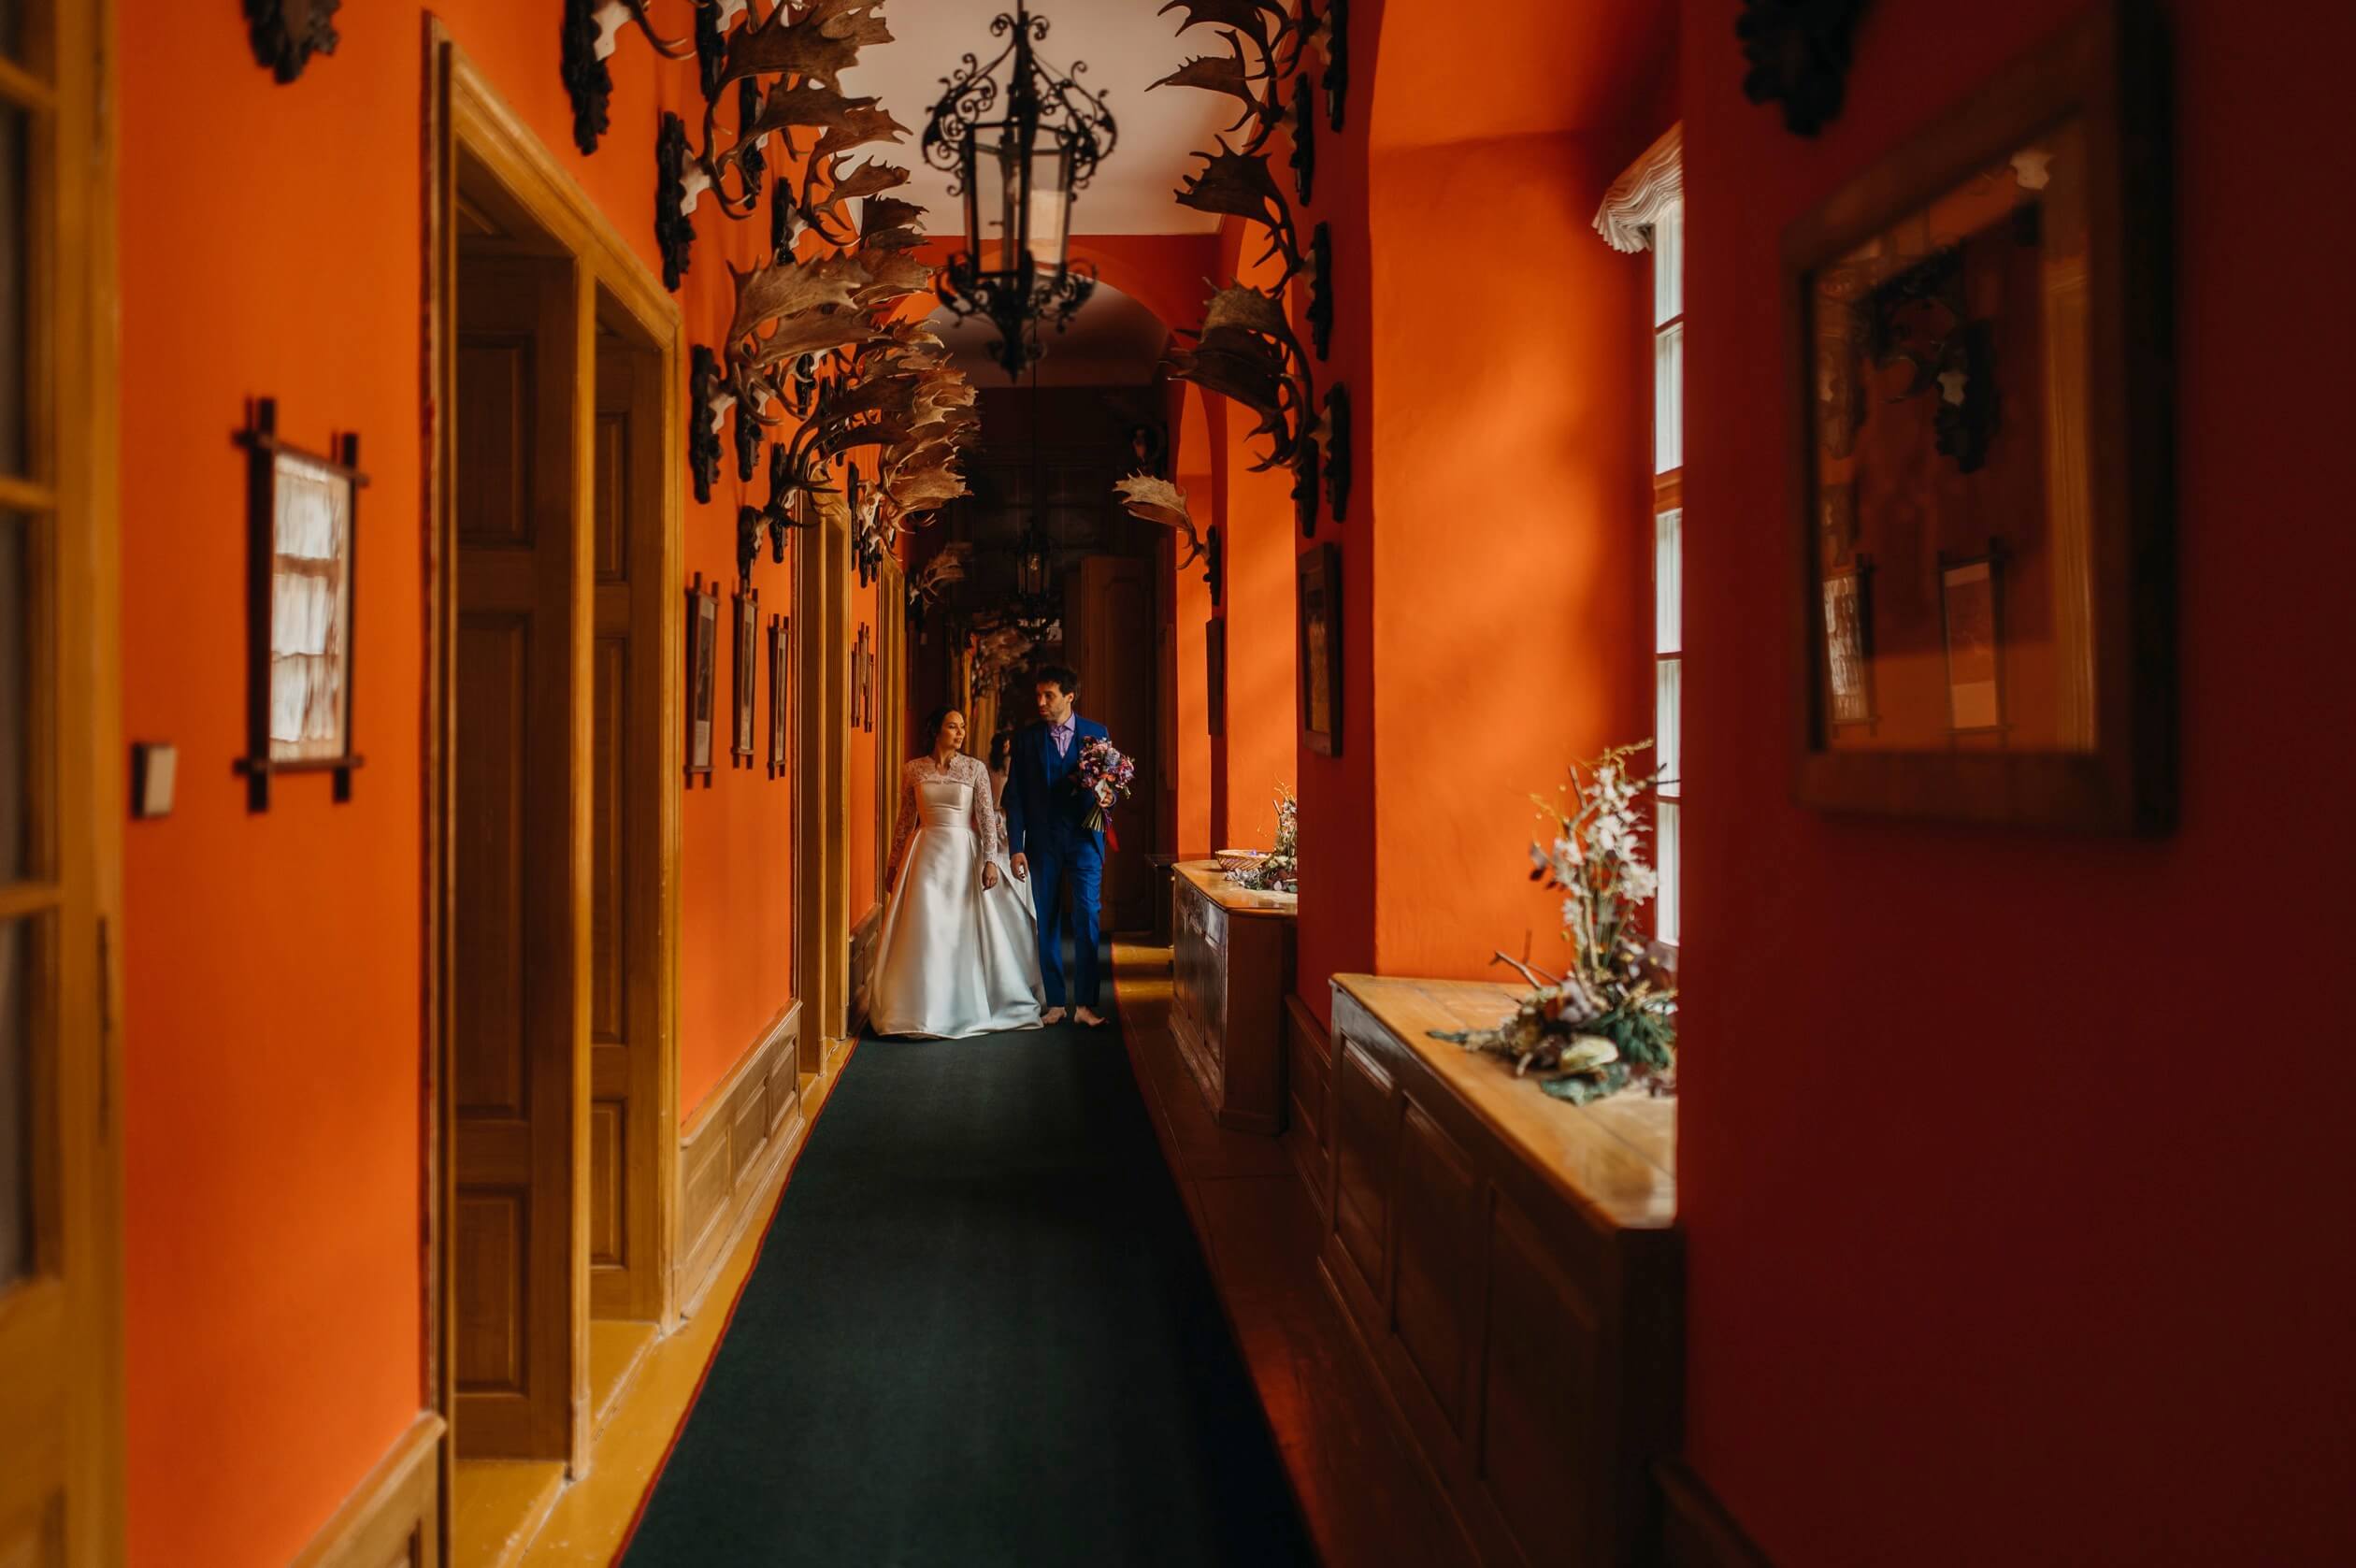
[1070,738,1136,835]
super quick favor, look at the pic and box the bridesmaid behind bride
[867,708,1044,1039]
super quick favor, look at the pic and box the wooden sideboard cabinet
[1325,975,1682,1568]
[1168,860,1298,1133]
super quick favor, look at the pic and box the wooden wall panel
[1284,994,1331,1218]
[590,637,627,1045]
[588,1102,624,1273]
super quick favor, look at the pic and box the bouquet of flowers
[1228,786,1299,893]
[1429,741,1676,1106]
[1070,737,1135,834]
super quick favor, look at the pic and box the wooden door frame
[423,12,682,1520]
[0,0,127,1559]
[793,493,851,1072]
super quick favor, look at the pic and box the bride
[868,707,1043,1039]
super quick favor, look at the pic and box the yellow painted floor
[453,1459,565,1568]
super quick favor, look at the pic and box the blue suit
[1002,715,1109,1009]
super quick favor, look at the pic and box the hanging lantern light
[922,5,1117,379]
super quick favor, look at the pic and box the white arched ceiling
[840,0,1232,239]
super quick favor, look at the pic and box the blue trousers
[1027,838,1102,1008]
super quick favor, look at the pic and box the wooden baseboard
[847,903,883,1036]
[291,1412,444,1568]
[1656,1460,1774,1568]
[676,1000,803,1316]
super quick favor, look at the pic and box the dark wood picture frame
[731,583,758,767]
[234,397,366,812]
[861,622,876,734]
[1205,616,1226,737]
[1785,0,2174,833]
[1296,543,1342,755]
[850,624,868,732]
[768,612,790,777]
[686,572,718,784]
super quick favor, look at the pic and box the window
[1650,194,1684,947]
[1596,126,1683,948]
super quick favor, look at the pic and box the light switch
[131,742,177,819]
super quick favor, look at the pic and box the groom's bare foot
[1074,1006,1107,1029]
[1042,1006,1068,1025]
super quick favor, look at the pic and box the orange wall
[1365,131,1654,980]
[1678,1,2356,1561]
[118,2,874,1559]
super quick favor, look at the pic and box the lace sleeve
[964,754,1002,861]
[885,760,922,885]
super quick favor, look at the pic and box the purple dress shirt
[1050,716,1075,757]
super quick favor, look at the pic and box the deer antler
[1113,474,1204,568]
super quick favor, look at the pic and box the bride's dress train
[868,753,1042,1039]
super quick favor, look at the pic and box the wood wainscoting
[291,1414,445,1568]
[1283,993,1332,1221]
[1324,976,1682,1568]
[676,1001,805,1318]
[847,904,883,1038]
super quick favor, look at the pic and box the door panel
[1071,554,1159,931]
[586,335,666,1324]
[454,252,585,1462]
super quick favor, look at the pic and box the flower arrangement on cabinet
[1227,786,1299,893]
[1429,742,1676,1105]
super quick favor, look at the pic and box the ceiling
[840,0,1232,240]
[931,279,1171,387]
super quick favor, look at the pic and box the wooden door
[453,252,589,1463]
[587,329,668,1325]
[1071,554,1159,931]
[0,0,123,1561]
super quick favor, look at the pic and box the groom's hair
[1035,663,1081,697]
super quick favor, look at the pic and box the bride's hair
[920,706,962,749]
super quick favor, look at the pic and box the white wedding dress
[868,753,1043,1039]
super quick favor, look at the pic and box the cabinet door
[1393,1100,1484,1432]
[1479,1194,1602,1564]
[1331,1034,1397,1304]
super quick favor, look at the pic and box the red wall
[1677,1,2356,1561]
[117,2,877,1559]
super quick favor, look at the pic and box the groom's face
[1036,680,1074,726]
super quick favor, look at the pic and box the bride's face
[937,711,967,753]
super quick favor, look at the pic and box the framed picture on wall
[732,584,758,767]
[1205,616,1226,737]
[233,398,367,811]
[1785,0,2174,831]
[863,623,877,734]
[686,573,718,784]
[1821,557,1875,728]
[1296,544,1342,755]
[768,613,790,777]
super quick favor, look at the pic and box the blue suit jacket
[1003,716,1109,859]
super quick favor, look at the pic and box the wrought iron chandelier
[922,4,1117,380]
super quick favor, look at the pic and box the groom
[1003,664,1110,1028]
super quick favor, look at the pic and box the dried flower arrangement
[1429,742,1676,1105]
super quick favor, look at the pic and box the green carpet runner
[618,1013,1314,1566]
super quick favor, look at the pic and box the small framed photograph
[1296,544,1342,755]
[768,613,790,777]
[849,625,867,731]
[732,584,758,767]
[1786,0,2174,831]
[235,398,367,810]
[686,574,718,784]
[1939,550,2004,733]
